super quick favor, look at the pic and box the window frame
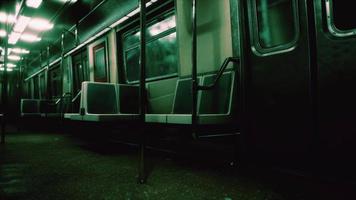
[39,73,46,99]
[249,0,300,56]
[120,10,178,84]
[72,49,88,94]
[325,0,356,37]
[48,64,61,99]
[93,42,109,82]
[33,75,40,99]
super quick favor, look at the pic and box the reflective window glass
[256,0,297,48]
[331,0,356,31]
[122,13,178,82]
[93,43,107,82]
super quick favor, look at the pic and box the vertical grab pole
[39,52,43,99]
[191,0,198,138]
[138,0,147,184]
[1,22,9,144]
[60,33,66,118]
[46,46,50,100]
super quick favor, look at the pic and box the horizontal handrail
[197,57,239,91]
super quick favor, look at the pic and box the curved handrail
[197,57,239,90]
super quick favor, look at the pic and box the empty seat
[20,99,41,117]
[85,83,118,114]
[65,82,139,122]
[145,77,201,123]
[146,71,236,125]
[45,97,70,118]
[146,77,178,114]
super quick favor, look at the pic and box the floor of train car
[1,125,355,200]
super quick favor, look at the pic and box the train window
[48,66,61,98]
[253,0,299,51]
[33,76,39,99]
[93,42,107,82]
[29,79,34,98]
[24,81,31,98]
[72,50,88,94]
[326,0,356,37]
[39,74,46,99]
[122,13,178,83]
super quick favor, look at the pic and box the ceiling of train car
[0,0,104,71]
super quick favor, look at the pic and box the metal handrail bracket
[197,57,239,91]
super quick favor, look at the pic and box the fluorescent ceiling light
[11,48,30,54]
[8,15,16,24]
[0,12,16,24]
[14,15,31,33]
[0,29,6,37]
[7,63,17,68]
[8,55,21,61]
[0,63,16,68]
[26,0,43,8]
[0,68,14,72]
[20,33,41,42]
[28,18,53,31]
[0,12,6,23]
[8,32,21,45]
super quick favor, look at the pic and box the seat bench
[145,71,235,125]
[20,99,41,117]
[64,81,139,122]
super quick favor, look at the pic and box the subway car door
[314,0,356,168]
[242,0,313,164]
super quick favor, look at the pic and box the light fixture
[11,48,30,54]
[0,12,16,24]
[0,63,16,68]
[20,33,41,42]
[0,29,6,37]
[0,12,6,23]
[8,55,21,61]
[7,63,17,68]
[28,18,53,31]
[14,15,31,33]
[8,32,21,44]
[26,0,43,8]
[0,68,14,72]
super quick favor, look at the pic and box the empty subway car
[11,0,356,171]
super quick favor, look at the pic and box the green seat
[199,72,233,114]
[145,77,201,123]
[65,81,139,122]
[148,71,235,125]
[86,83,118,114]
[21,99,41,117]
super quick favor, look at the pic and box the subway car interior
[1,0,356,199]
